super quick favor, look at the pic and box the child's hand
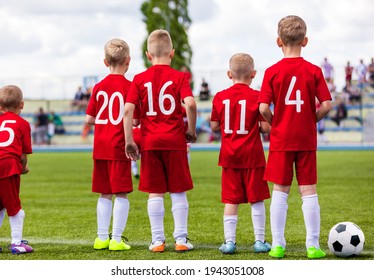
[186,130,197,143]
[22,164,30,174]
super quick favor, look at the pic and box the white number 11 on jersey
[285,76,304,112]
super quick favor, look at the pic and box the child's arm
[260,120,271,133]
[184,96,197,143]
[123,103,139,160]
[210,120,220,132]
[21,154,29,174]
[316,100,332,122]
[259,103,273,125]
[85,115,95,125]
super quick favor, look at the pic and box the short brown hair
[229,53,255,79]
[0,85,23,110]
[147,29,173,57]
[278,15,307,46]
[104,38,130,66]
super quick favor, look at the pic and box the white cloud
[0,0,373,98]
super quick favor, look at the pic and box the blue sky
[0,0,373,98]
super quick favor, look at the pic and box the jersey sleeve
[258,69,274,105]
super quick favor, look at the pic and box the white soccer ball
[328,221,365,257]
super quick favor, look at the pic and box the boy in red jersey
[86,38,132,251]
[258,15,332,259]
[211,53,271,254]
[0,85,33,254]
[124,29,197,253]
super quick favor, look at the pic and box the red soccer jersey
[0,111,32,178]
[211,83,266,168]
[86,74,131,160]
[126,65,193,151]
[259,57,332,151]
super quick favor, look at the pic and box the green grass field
[0,150,373,260]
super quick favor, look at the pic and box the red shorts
[221,167,270,204]
[92,160,133,194]
[139,150,193,193]
[0,175,21,216]
[264,151,317,185]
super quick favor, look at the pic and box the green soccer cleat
[307,246,326,259]
[93,238,110,250]
[109,239,131,251]
[269,245,286,258]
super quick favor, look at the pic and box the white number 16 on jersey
[285,76,304,112]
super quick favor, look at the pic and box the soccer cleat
[93,238,110,250]
[253,240,272,253]
[0,247,2,252]
[219,241,236,254]
[109,239,131,251]
[269,245,285,258]
[149,241,165,252]
[307,246,326,259]
[175,238,193,252]
[10,240,33,254]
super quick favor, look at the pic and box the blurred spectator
[321,57,334,81]
[199,78,210,101]
[344,61,354,85]
[80,87,92,111]
[330,97,347,127]
[34,107,48,144]
[71,86,84,111]
[356,59,368,89]
[325,77,337,99]
[343,81,361,104]
[196,112,211,138]
[368,57,374,87]
[49,111,65,134]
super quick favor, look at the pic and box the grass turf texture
[0,150,373,260]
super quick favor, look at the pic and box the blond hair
[278,15,307,46]
[147,29,173,58]
[229,53,254,80]
[104,38,130,66]
[0,85,23,111]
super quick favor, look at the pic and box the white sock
[302,194,321,249]
[270,191,288,248]
[148,197,165,243]
[0,208,5,227]
[131,161,138,176]
[170,192,189,241]
[97,197,112,241]
[223,215,238,243]
[251,201,266,242]
[9,209,25,245]
[112,197,130,242]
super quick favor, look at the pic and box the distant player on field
[124,29,197,253]
[258,15,332,259]
[210,53,271,254]
[0,85,33,254]
[86,38,132,251]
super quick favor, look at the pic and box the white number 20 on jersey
[285,76,304,112]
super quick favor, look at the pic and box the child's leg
[111,194,129,243]
[300,185,321,249]
[97,195,113,241]
[148,194,165,243]
[270,187,289,248]
[9,209,25,245]
[170,192,189,241]
[0,208,5,227]
[250,201,266,242]
[223,204,239,243]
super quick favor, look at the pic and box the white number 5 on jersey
[285,76,304,112]
[0,120,16,147]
